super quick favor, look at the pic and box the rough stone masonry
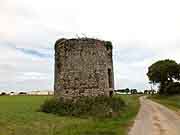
[54,38,114,99]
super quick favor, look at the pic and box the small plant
[40,96,125,118]
[105,41,113,50]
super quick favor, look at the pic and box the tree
[125,88,130,94]
[164,82,180,95]
[147,59,180,94]
[144,90,148,94]
[131,89,137,94]
[0,92,7,96]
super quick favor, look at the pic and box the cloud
[1,39,52,59]
[0,0,180,91]
[17,48,51,58]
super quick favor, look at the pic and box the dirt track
[128,96,180,135]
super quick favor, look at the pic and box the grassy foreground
[150,95,180,112]
[0,95,140,135]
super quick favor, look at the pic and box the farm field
[149,95,180,112]
[0,95,140,135]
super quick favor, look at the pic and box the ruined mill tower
[54,38,114,99]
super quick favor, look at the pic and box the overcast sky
[0,0,180,92]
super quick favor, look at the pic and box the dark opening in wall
[109,91,113,97]
[108,68,112,88]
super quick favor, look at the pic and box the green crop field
[0,95,140,135]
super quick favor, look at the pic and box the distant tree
[131,89,137,94]
[18,92,27,95]
[125,88,130,94]
[147,59,180,94]
[144,90,148,94]
[0,92,7,96]
[151,90,156,95]
[137,92,144,94]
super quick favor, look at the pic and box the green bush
[40,96,125,118]
[165,82,180,95]
[105,41,113,50]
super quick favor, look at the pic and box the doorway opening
[109,91,113,97]
[108,68,112,88]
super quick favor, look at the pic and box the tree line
[115,88,140,94]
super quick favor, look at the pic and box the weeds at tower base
[40,96,125,118]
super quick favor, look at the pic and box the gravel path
[128,96,180,135]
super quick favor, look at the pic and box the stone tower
[54,38,114,99]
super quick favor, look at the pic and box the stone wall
[54,38,114,99]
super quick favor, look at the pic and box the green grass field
[150,95,180,112]
[0,95,140,135]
